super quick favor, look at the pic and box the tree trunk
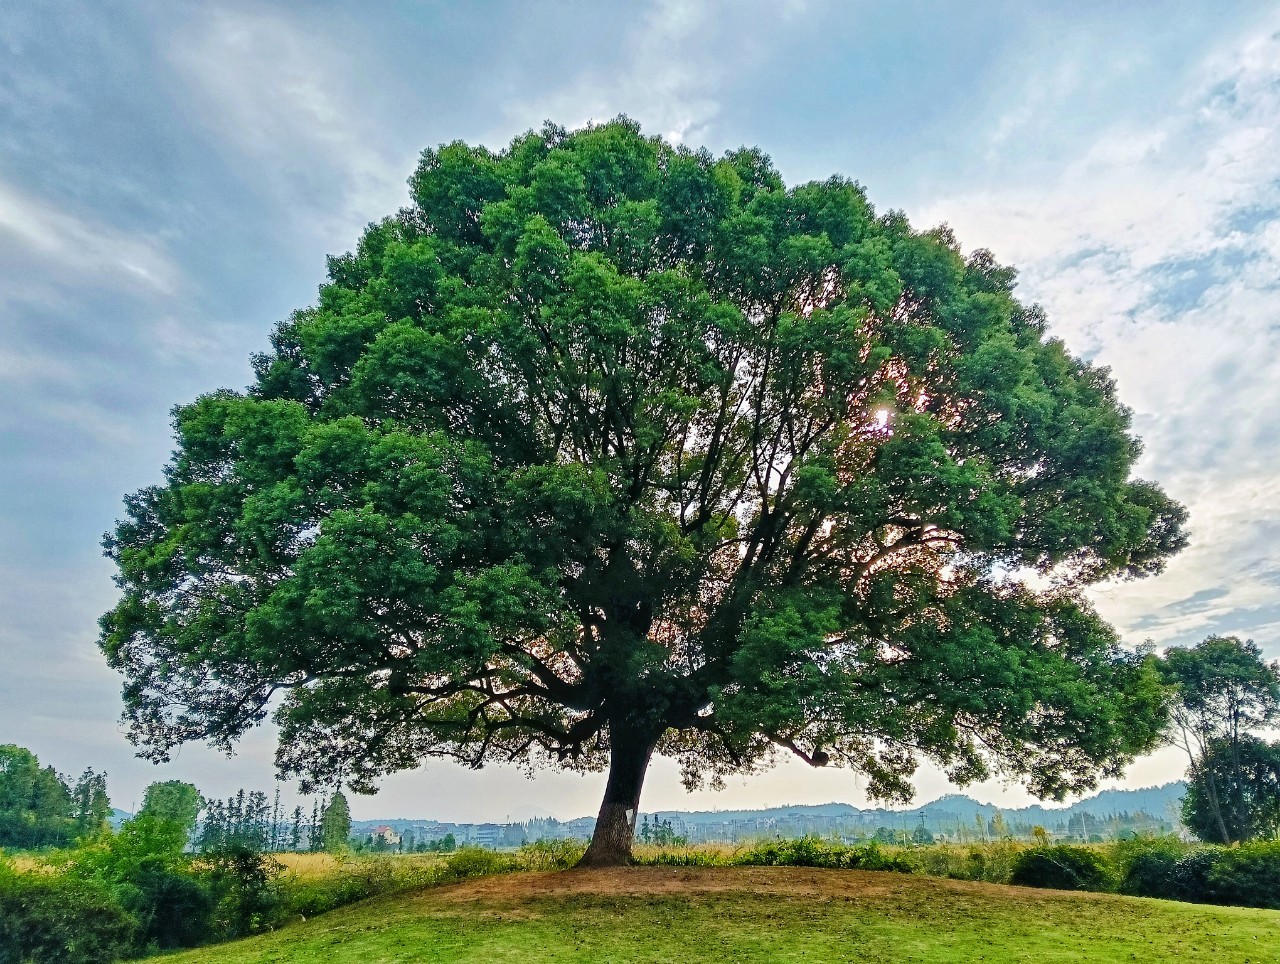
[577,727,656,867]
[1206,769,1233,844]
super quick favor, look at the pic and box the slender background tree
[102,119,1186,865]
[1161,635,1280,843]
[69,768,112,841]
[320,791,351,853]
[1183,736,1280,843]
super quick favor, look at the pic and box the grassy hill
[157,866,1278,963]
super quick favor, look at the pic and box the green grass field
[154,866,1280,963]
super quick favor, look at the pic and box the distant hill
[348,782,1186,842]
[647,781,1186,828]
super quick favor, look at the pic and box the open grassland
[155,866,1280,963]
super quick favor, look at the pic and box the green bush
[283,855,442,919]
[64,820,285,948]
[119,857,215,950]
[56,814,218,954]
[0,865,136,964]
[1113,836,1194,900]
[287,880,368,916]
[636,848,727,867]
[1009,845,1115,892]
[284,872,382,919]
[904,841,1026,884]
[734,837,912,873]
[1073,835,1280,906]
[1204,841,1280,909]
[444,847,519,880]
[518,838,587,871]
[203,845,284,939]
[1112,840,1280,909]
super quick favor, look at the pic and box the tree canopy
[1162,636,1280,750]
[1183,735,1280,844]
[102,118,1186,864]
[0,745,110,849]
[138,780,203,843]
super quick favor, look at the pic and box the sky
[3,0,1280,822]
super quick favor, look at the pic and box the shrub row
[0,866,136,964]
[998,837,1280,909]
[629,836,912,872]
[630,833,1280,910]
[635,847,726,867]
[0,842,542,963]
[1009,845,1115,892]
[732,837,913,873]
[10,833,1280,962]
[630,838,1036,883]
[899,840,1028,883]
[0,844,288,964]
[1113,838,1280,908]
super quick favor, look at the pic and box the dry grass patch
[3,853,53,873]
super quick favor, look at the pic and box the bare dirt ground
[421,865,1080,908]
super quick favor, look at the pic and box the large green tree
[102,119,1186,865]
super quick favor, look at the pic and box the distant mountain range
[348,781,1186,838]
[645,782,1186,829]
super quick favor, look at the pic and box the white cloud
[164,7,412,247]
[0,179,181,299]
[917,16,1280,651]
[504,0,806,146]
